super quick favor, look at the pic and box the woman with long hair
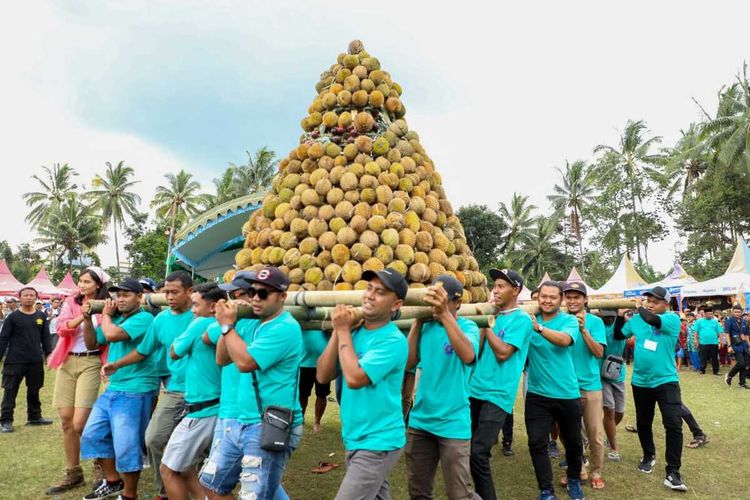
[46,267,111,495]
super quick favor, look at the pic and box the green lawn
[0,366,746,499]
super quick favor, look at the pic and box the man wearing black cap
[724,305,749,388]
[564,282,607,489]
[404,275,480,500]
[614,286,687,491]
[468,269,533,500]
[317,269,408,500]
[693,306,722,375]
[200,266,303,500]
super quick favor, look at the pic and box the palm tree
[517,215,560,284]
[547,160,595,274]
[150,170,208,274]
[593,120,664,263]
[205,166,239,209]
[88,161,142,268]
[231,147,278,194]
[23,163,79,228]
[498,193,536,255]
[35,196,104,272]
[661,124,711,198]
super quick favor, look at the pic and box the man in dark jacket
[724,305,750,388]
[0,287,53,432]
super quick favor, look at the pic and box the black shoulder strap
[251,371,263,415]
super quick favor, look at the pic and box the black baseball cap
[108,277,144,294]
[489,268,524,289]
[363,269,408,300]
[643,286,671,302]
[732,304,743,311]
[219,270,257,292]
[433,275,464,301]
[249,266,290,292]
[138,278,157,292]
[563,281,587,296]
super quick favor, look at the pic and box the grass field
[0,366,747,500]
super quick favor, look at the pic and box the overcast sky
[3,1,749,276]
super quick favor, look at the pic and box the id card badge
[644,339,658,351]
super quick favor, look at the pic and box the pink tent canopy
[57,272,77,295]
[26,267,65,299]
[0,260,24,296]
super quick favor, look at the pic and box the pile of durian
[230,40,487,303]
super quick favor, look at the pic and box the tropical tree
[455,204,507,273]
[23,163,79,228]
[88,161,141,268]
[547,160,595,273]
[498,193,536,255]
[231,147,278,194]
[661,124,711,199]
[593,119,664,263]
[207,166,239,207]
[516,215,561,284]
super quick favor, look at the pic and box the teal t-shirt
[301,330,329,368]
[236,312,304,426]
[694,317,722,345]
[207,319,254,419]
[340,322,408,451]
[622,311,681,388]
[527,312,580,399]
[96,311,158,393]
[602,321,627,383]
[409,317,480,439]
[172,317,221,418]
[570,313,607,391]
[469,309,532,414]
[137,308,194,392]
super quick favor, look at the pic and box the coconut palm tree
[88,161,141,268]
[547,160,595,274]
[206,166,239,208]
[231,147,278,195]
[23,163,79,228]
[593,120,664,263]
[661,124,711,198]
[517,215,560,284]
[498,193,536,255]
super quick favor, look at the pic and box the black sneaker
[726,374,732,386]
[0,422,12,433]
[83,479,124,499]
[26,417,53,426]
[664,472,688,491]
[637,456,656,473]
[502,445,514,456]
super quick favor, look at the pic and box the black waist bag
[252,372,296,452]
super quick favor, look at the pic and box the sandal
[591,476,605,489]
[687,434,709,448]
[625,425,638,433]
[311,462,339,474]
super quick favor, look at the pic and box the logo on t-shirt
[35,318,43,326]
[651,326,661,336]
[443,342,454,355]
[496,329,506,339]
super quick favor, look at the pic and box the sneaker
[46,465,84,495]
[83,479,124,499]
[538,489,558,500]
[739,384,750,389]
[0,422,12,433]
[26,417,53,426]
[567,478,585,500]
[637,456,656,474]
[607,450,621,462]
[548,440,560,459]
[725,374,732,386]
[502,445,514,456]
[664,472,688,491]
[559,459,567,468]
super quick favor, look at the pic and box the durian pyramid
[229,40,487,303]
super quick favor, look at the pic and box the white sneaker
[608,450,621,462]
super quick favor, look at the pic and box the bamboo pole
[299,314,495,331]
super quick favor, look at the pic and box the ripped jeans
[199,419,302,499]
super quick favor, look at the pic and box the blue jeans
[199,421,302,499]
[80,390,156,473]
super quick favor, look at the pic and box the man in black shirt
[0,287,53,432]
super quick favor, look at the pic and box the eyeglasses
[248,287,277,300]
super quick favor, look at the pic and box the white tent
[518,286,532,302]
[591,255,647,298]
[565,267,592,291]
[625,262,697,298]
[681,238,750,297]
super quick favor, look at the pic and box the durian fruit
[235,41,486,301]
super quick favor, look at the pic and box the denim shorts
[199,421,302,497]
[80,390,156,473]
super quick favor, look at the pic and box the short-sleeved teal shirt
[96,311,158,393]
[622,311,681,388]
[570,313,607,391]
[207,318,254,419]
[527,312,580,399]
[137,309,194,392]
[602,321,627,383]
[693,317,722,345]
[236,312,304,426]
[300,330,329,368]
[340,322,408,451]
[469,309,533,414]
[172,317,221,418]
[409,317,480,439]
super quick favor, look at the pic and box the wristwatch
[220,323,235,335]
[535,323,544,333]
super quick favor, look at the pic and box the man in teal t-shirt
[599,310,627,462]
[564,281,607,488]
[468,268,531,500]
[161,283,227,500]
[694,307,723,375]
[318,269,408,500]
[104,271,194,498]
[405,275,480,500]
[299,329,330,432]
[614,286,688,492]
[526,281,585,500]
[80,278,157,500]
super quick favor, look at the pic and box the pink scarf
[48,294,107,368]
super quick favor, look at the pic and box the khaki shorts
[53,354,102,409]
